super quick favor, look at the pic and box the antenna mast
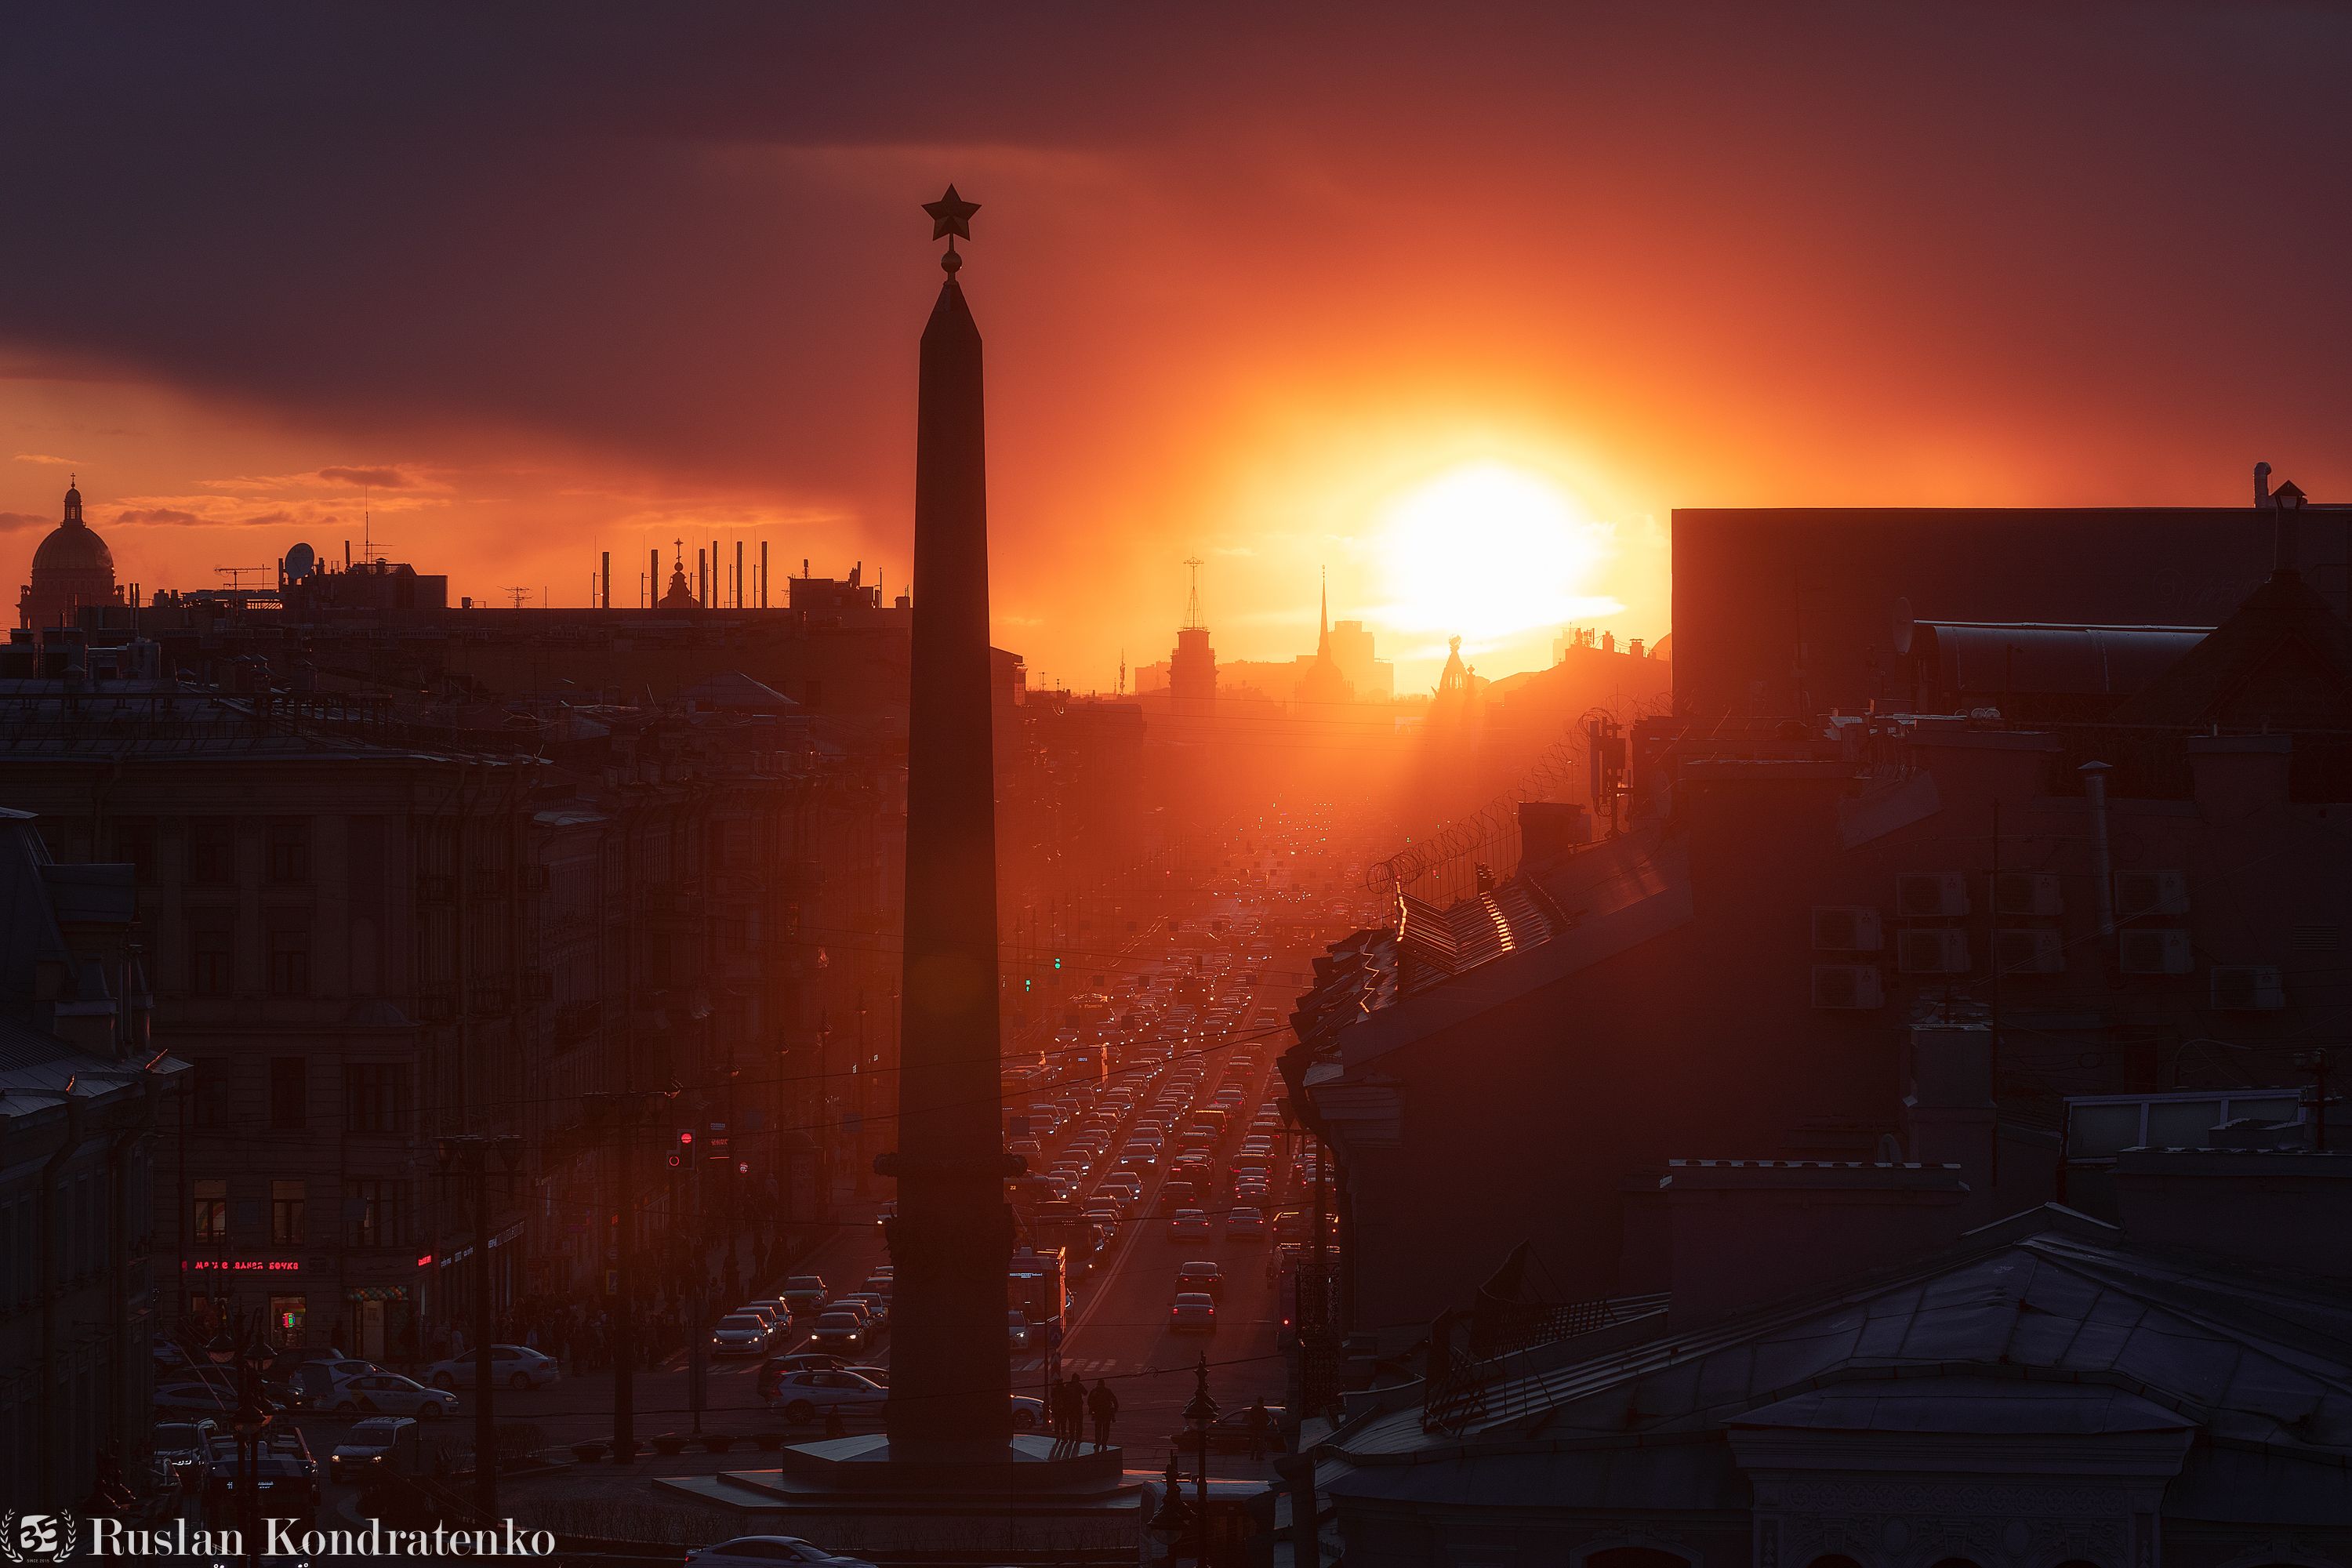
[1182,556,1206,631]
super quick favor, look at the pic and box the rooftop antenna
[1183,555,1206,630]
[213,565,274,592]
[504,586,532,608]
[1118,648,1127,697]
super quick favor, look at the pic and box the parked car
[1169,1292,1218,1334]
[782,1276,832,1315]
[328,1416,418,1483]
[426,1344,560,1391]
[766,1368,889,1424]
[321,1370,458,1419]
[1009,1393,1047,1432]
[154,1378,260,1418]
[684,1537,876,1568]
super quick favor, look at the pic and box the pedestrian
[1057,1373,1083,1443]
[1246,1397,1272,1461]
[1088,1377,1119,1450]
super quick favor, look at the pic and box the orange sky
[6,5,2349,692]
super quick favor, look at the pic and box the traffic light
[670,1129,693,1168]
[737,1160,751,1176]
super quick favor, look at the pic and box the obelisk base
[652,1436,1145,1559]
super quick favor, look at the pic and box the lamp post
[1183,1354,1219,1568]
[208,1314,269,1566]
[1146,1449,1189,1568]
[437,1132,523,1519]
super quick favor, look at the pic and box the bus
[1008,1246,1069,1337]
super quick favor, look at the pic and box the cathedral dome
[33,507,115,575]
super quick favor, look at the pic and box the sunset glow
[1371,461,1620,652]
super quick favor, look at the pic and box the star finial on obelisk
[923,184,980,274]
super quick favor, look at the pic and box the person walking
[1088,1377,1119,1450]
[1246,1397,1272,1461]
[1060,1371,1087,1444]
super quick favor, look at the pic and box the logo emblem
[0,1512,78,1564]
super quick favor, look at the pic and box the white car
[685,1537,875,1568]
[426,1343,560,1392]
[323,1370,457,1419]
[329,1416,416,1483]
[767,1368,889,1424]
[710,1314,776,1356]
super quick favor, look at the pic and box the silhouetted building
[17,480,122,631]
[1295,574,1356,708]
[1327,617,1392,700]
[0,808,184,1504]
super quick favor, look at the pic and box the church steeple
[1316,566,1330,657]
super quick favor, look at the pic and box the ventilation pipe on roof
[2256,460,2273,509]
[2082,760,2116,945]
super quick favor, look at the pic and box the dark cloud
[113,506,204,526]
[0,511,48,533]
[317,466,410,488]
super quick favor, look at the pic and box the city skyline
[11,5,2352,690]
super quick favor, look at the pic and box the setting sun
[1370,461,1620,652]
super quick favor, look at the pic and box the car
[1226,1207,1268,1240]
[323,1370,458,1419]
[684,1536,877,1568]
[1167,1208,1212,1239]
[782,1276,831,1315]
[154,1418,219,1479]
[204,1429,319,1511]
[328,1415,417,1483]
[862,1272,895,1300]
[1118,1142,1160,1169]
[710,1313,777,1356]
[1008,1310,1033,1351]
[426,1343,560,1391]
[1177,1260,1225,1298]
[844,1364,891,1386]
[807,1312,869,1355]
[1009,1393,1047,1432]
[756,1352,847,1399]
[1167,1402,1292,1454]
[767,1368,889,1423]
[154,1377,256,1417]
[1169,1292,1218,1334]
[742,1298,789,1324]
[838,1292,890,1329]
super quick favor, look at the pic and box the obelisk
[877,184,1016,1456]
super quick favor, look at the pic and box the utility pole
[584,1091,664,1460]
[436,1133,521,1519]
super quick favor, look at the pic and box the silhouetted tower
[873,183,1016,1457]
[1171,556,1218,717]
[1298,568,1355,707]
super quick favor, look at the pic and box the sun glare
[1371,461,1616,645]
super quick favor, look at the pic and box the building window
[191,1058,232,1127]
[188,818,236,886]
[267,927,311,998]
[193,1180,227,1244]
[347,1179,408,1247]
[269,1058,307,1130]
[346,1062,412,1134]
[111,818,157,884]
[189,910,234,996]
[270,1180,305,1246]
[266,818,310,884]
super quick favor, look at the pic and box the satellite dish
[284,542,317,582]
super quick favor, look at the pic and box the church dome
[31,484,114,575]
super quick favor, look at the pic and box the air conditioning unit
[1993,928,2064,975]
[2114,869,2190,920]
[1896,872,1970,918]
[1897,928,1970,975]
[1812,964,1885,1011]
[2210,965,2285,1011]
[1994,872,2063,916]
[1811,906,1884,953]
[2118,928,2194,975]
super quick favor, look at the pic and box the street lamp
[232,1312,273,1568]
[1183,1353,1219,1568]
[1147,1449,1189,1568]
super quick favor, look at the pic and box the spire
[1182,556,1206,631]
[1317,566,1330,656]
